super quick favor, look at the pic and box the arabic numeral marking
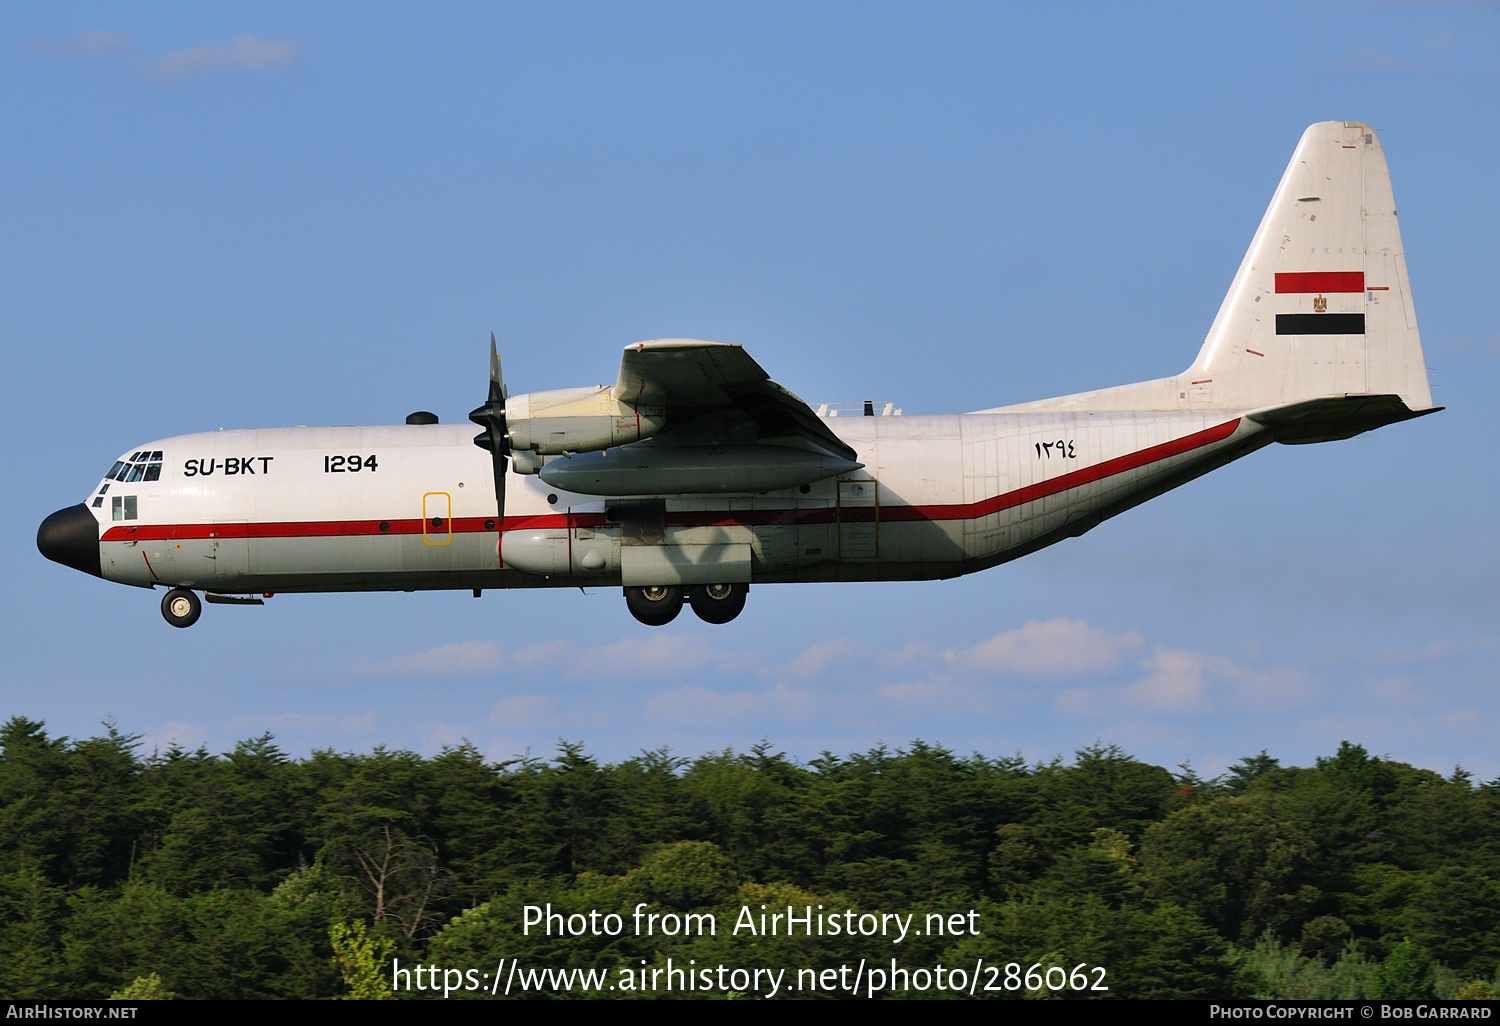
[1035,439,1078,459]
[325,455,379,474]
[989,963,1106,991]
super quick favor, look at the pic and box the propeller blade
[469,332,510,526]
[489,447,507,528]
[488,331,506,404]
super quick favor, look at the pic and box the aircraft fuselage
[38,121,1438,628]
[65,410,1262,597]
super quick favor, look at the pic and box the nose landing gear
[624,583,748,626]
[161,588,202,628]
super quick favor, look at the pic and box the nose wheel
[161,588,202,628]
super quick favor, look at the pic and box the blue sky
[5,2,1498,779]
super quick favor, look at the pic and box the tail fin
[985,122,1437,431]
[1187,120,1434,416]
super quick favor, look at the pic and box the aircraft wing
[613,339,857,461]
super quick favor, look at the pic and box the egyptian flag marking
[1274,270,1366,334]
[1275,271,1364,294]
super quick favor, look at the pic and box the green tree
[1378,938,1434,1000]
[330,919,395,1000]
[109,973,175,999]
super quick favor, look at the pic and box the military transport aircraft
[39,121,1437,628]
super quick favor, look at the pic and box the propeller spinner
[468,333,509,525]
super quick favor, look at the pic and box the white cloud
[513,634,735,677]
[487,694,557,727]
[879,678,995,715]
[1338,45,1416,73]
[1122,648,1218,712]
[1055,645,1312,717]
[141,34,299,81]
[948,618,1143,677]
[31,32,133,56]
[1376,636,1500,663]
[352,633,756,682]
[644,682,813,724]
[257,711,377,737]
[783,638,863,677]
[1296,708,1500,773]
[351,640,505,678]
[137,719,207,754]
[1365,675,1426,708]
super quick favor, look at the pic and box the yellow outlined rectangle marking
[422,492,452,545]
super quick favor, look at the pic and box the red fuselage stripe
[101,419,1240,542]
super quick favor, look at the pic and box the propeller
[468,333,510,526]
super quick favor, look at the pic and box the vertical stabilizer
[1187,121,1434,413]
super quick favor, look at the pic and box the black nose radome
[38,504,102,578]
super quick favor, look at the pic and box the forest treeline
[1,716,1498,1000]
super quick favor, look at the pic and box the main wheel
[161,588,202,628]
[689,583,748,624]
[624,585,684,627]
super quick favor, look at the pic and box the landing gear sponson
[625,583,748,626]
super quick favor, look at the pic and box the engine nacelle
[538,445,861,496]
[505,386,665,455]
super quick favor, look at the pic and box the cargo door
[837,478,878,560]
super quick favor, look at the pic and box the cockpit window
[107,452,163,484]
[111,495,138,521]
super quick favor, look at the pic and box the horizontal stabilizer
[1248,394,1441,445]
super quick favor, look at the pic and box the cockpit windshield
[105,451,163,483]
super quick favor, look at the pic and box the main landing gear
[624,583,748,626]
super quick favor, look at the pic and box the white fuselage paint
[61,122,1437,612]
[91,412,1265,594]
